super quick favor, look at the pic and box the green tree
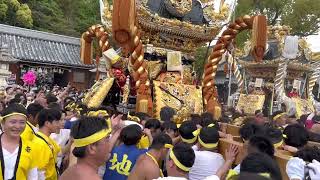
[195,46,210,80]
[73,0,101,36]
[29,0,101,37]
[0,0,33,28]
[282,0,320,36]
[16,3,32,27]
[235,0,320,47]
[0,3,8,20]
[27,0,77,36]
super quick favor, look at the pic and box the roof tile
[0,24,92,68]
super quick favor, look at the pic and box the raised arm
[216,144,239,179]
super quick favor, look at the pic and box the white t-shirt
[153,177,187,180]
[50,129,71,146]
[203,175,220,180]
[286,157,320,180]
[50,129,71,168]
[189,151,225,180]
[3,147,38,180]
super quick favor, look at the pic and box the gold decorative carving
[293,98,314,118]
[166,0,193,15]
[101,0,234,53]
[153,81,203,123]
[147,61,164,79]
[236,94,265,115]
[83,78,115,108]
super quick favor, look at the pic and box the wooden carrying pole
[95,54,100,81]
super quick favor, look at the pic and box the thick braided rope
[129,26,150,89]
[111,0,150,93]
[202,15,254,105]
[82,24,110,53]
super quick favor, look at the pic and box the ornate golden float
[230,22,318,117]
[79,0,239,120]
[79,0,320,121]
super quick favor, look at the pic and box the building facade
[0,24,95,90]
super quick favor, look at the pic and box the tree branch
[292,22,320,36]
[292,30,319,37]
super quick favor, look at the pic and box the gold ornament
[153,81,203,123]
[173,106,191,124]
[182,66,193,84]
[84,78,115,108]
[147,61,164,79]
[167,0,193,15]
[203,3,230,21]
[231,117,245,126]
[127,113,141,122]
[122,76,130,104]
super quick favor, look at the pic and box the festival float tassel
[122,76,130,104]
[138,99,149,113]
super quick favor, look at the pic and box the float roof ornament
[234,20,316,79]
[303,35,320,62]
[101,0,237,53]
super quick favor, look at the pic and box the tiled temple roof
[0,24,91,68]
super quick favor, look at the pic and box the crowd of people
[0,83,319,180]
